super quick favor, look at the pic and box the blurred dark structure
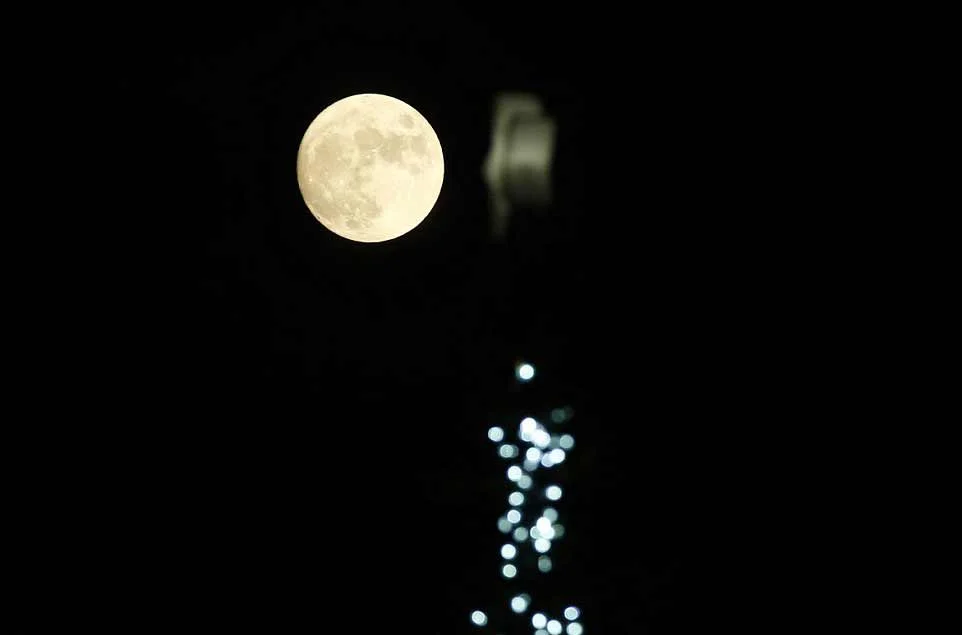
[484,92,557,239]
[2,5,753,634]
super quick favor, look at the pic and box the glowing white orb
[517,363,535,381]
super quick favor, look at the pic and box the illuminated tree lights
[471,362,584,634]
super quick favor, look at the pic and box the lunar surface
[296,93,444,242]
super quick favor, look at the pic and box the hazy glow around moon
[296,93,444,243]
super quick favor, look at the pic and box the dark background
[4,5,762,634]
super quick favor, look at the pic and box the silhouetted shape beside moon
[296,93,444,243]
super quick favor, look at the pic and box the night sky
[4,6,756,634]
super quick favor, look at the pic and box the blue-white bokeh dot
[517,363,535,381]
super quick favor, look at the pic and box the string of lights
[471,362,584,635]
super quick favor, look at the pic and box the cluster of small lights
[531,610,584,635]
[472,362,584,633]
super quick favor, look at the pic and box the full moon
[296,93,444,243]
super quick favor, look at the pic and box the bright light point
[537,518,555,540]
[470,610,487,626]
[548,620,563,635]
[520,417,537,434]
[524,458,540,472]
[553,523,565,538]
[530,525,541,540]
[534,538,551,553]
[507,465,523,481]
[538,555,552,572]
[517,363,535,381]
[488,426,504,442]
[564,607,581,620]
[499,444,518,459]
[533,613,548,629]
[501,544,517,559]
[512,526,528,542]
[567,623,583,635]
[532,429,551,448]
[540,454,555,468]
[549,448,566,463]
[518,474,533,490]
[559,434,575,450]
[507,509,521,524]
[542,507,558,522]
[509,492,525,506]
[546,485,563,501]
[497,517,512,533]
[526,447,542,462]
[502,563,517,578]
[511,595,529,613]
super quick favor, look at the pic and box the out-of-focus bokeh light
[546,485,562,501]
[488,426,504,442]
[536,517,555,540]
[507,465,523,481]
[559,434,575,450]
[553,523,565,538]
[536,630,549,635]
[502,563,517,578]
[564,606,580,620]
[507,509,522,524]
[497,516,513,533]
[547,619,563,635]
[520,417,537,442]
[509,491,525,506]
[549,448,566,464]
[540,453,555,468]
[542,507,558,522]
[532,428,551,448]
[499,444,519,459]
[534,538,551,553]
[532,613,548,629]
[567,622,583,635]
[517,362,535,381]
[538,555,552,572]
[549,406,574,423]
[501,543,517,559]
[470,610,487,626]
[518,474,533,490]
[526,447,542,462]
[524,458,541,472]
[536,516,553,534]
[513,526,528,542]
[511,595,529,613]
